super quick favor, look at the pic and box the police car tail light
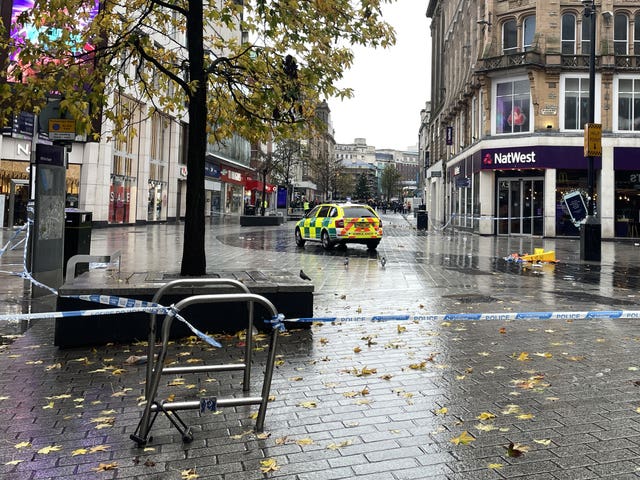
[335,219,344,228]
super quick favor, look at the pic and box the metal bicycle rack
[143,278,254,400]
[131,290,280,447]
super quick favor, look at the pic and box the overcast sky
[329,1,431,152]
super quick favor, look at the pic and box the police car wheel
[295,228,306,247]
[321,230,334,250]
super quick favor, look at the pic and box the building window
[614,14,628,55]
[635,14,640,54]
[562,76,589,130]
[581,16,592,54]
[503,19,517,55]
[523,16,536,51]
[561,13,576,54]
[494,78,531,135]
[616,77,640,131]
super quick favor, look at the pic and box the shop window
[614,171,640,238]
[494,78,531,135]
[615,77,640,131]
[562,13,576,54]
[503,19,517,55]
[614,14,628,55]
[561,76,590,130]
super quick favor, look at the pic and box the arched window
[561,13,576,54]
[614,13,628,55]
[503,19,517,55]
[523,16,536,51]
[581,15,592,54]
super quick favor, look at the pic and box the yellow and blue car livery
[294,203,383,250]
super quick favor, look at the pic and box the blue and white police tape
[268,310,640,326]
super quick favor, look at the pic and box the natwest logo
[493,150,536,164]
[483,150,537,168]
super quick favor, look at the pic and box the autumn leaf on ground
[298,401,317,409]
[408,361,427,370]
[506,442,529,457]
[501,404,521,415]
[181,468,199,479]
[516,352,530,361]
[43,401,54,409]
[14,441,31,449]
[516,413,535,420]
[37,445,62,454]
[488,463,504,469]
[534,439,552,446]
[450,431,475,445]
[567,355,585,361]
[475,423,498,432]
[397,325,407,333]
[260,459,279,473]
[434,407,448,415]
[499,327,507,334]
[5,459,23,465]
[47,394,71,400]
[353,346,362,353]
[72,448,88,456]
[476,411,496,421]
[0,396,9,401]
[295,438,314,446]
[327,439,353,450]
[89,445,110,453]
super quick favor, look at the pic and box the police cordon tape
[267,310,640,328]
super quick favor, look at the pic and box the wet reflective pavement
[3,215,640,478]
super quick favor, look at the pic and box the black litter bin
[417,210,428,230]
[244,204,256,215]
[64,210,92,277]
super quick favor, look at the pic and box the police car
[294,202,383,250]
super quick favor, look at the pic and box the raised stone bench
[55,269,313,348]
[240,215,284,226]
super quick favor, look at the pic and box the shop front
[479,146,601,237]
[244,176,276,212]
[614,148,640,238]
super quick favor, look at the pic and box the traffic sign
[584,123,601,157]
[48,118,76,141]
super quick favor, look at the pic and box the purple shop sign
[613,147,640,170]
[480,146,601,170]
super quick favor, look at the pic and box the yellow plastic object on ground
[520,248,556,263]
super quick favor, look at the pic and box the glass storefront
[614,171,640,237]
[496,176,544,236]
[147,180,166,222]
[109,175,135,224]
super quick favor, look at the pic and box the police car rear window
[343,206,376,218]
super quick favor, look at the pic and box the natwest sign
[480,146,597,170]
[484,150,536,166]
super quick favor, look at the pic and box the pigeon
[299,269,312,281]
[379,256,387,268]
[344,258,349,267]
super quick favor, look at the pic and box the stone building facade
[426,0,640,238]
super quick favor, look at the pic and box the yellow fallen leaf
[0,396,9,401]
[476,412,496,421]
[295,438,314,445]
[72,448,88,456]
[516,413,535,420]
[434,407,448,415]
[42,401,54,409]
[397,325,407,333]
[260,458,279,473]
[299,401,317,409]
[327,439,353,450]
[249,412,258,419]
[516,352,530,361]
[181,468,199,479]
[475,423,498,432]
[534,439,552,446]
[5,460,23,465]
[450,431,475,445]
[37,445,62,454]
[45,363,62,371]
[455,375,466,380]
[502,405,521,415]
[89,445,110,453]
[14,441,31,449]
[111,368,126,375]
[488,463,503,469]
[91,462,118,472]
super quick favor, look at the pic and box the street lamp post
[580,0,601,261]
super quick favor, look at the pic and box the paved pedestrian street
[3,215,640,479]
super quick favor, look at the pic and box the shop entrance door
[497,177,544,236]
